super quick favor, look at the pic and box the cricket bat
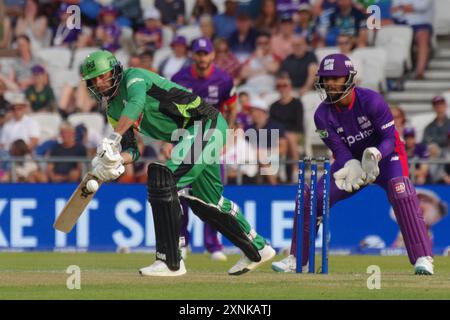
[53,172,103,233]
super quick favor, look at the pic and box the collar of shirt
[190,64,215,79]
[334,87,356,113]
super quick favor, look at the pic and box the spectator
[295,3,322,47]
[276,0,309,16]
[391,0,434,80]
[14,0,50,50]
[174,36,238,122]
[24,64,56,112]
[247,97,287,184]
[0,0,13,50]
[214,37,242,84]
[236,91,252,130]
[270,13,297,60]
[254,0,278,34]
[138,50,157,72]
[390,104,407,140]
[190,0,218,24]
[5,139,47,182]
[427,143,450,185]
[10,34,44,90]
[269,72,304,182]
[221,123,258,185]
[240,31,280,96]
[135,8,163,52]
[279,35,318,94]
[128,52,142,68]
[95,5,122,53]
[158,35,191,79]
[46,121,87,183]
[213,0,238,40]
[52,3,82,48]
[112,0,143,29]
[404,127,429,185]
[155,0,185,28]
[0,91,40,152]
[59,65,97,116]
[0,100,9,145]
[199,14,216,41]
[228,12,258,63]
[336,33,363,84]
[422,96,450,149]
[327,0,368,47]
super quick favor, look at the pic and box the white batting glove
[333,159,366,193]
[361,147,381,184]
[92,162,125,181]
[96,132,123,166]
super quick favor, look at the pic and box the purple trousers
[291,153,432,266]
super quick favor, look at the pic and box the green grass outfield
[0,252,449,300]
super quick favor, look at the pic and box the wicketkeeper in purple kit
[271,53,434,275]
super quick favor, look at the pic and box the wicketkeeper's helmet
[314,53,357,104]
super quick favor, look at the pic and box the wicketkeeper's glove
[361,147,381,184]
[333,159,366,193]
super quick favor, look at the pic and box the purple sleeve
[314,107,353,167]
[367,95,396,159]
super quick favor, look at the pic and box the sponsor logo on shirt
[208,85,219,98]
[341,128,375,146]
[126,77,144,88]
[394,182,406,194]
[391,155,399,161]
[381,120,395,130]
[316,129,329,139]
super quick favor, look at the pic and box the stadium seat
[212,0,225,13]
[162,26,174,47]
[67,112,106,137]
[176,25,202,44]
[139,0,155,11]
[352,47,388,92]
[72,47,101,72]
[301,91,325,156]
[374,25,413,78]
[185,0,196,20]
[153,46,172,70]
[434,0,450,35]
[35,47,72,69]
[441,91,450,117]
[409,112,436,142]
[260,92,280,106]
[314,47,339,63]
[28,112,63,143]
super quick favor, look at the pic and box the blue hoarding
[0,184,448,254]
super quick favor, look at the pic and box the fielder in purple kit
[171,37,238,261]
[272,53,434,275]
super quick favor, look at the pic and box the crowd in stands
[0,0,449,185]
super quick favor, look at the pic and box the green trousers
[166,114,266,250]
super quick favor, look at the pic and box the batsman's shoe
[139,260,186,277]
[414,256,434,275]
[211,250,227,262]
[228,245,276,276]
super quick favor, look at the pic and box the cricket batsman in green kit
[80,50,275,276]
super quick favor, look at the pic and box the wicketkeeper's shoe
[414,256,434,275]
[271,254,296,273]
[271,255,310,273]
[211,250,227,261]
[139,260,187,277]
[228,244,276,276]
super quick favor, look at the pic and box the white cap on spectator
[248,97,269,112]
[4,91,28,106]
[144,8,161,20]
